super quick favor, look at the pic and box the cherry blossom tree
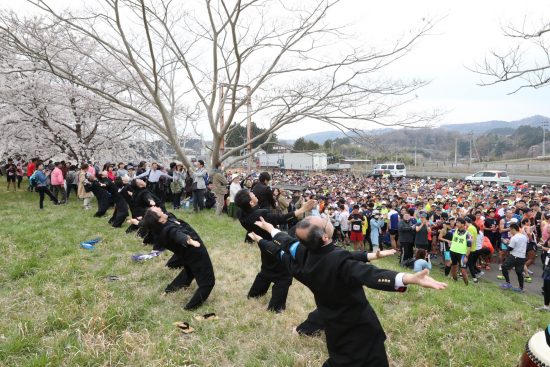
[0,54,140,162]
[1,0,437,168]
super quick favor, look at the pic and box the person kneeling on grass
[413,249,432,273]
[248,216,447,367]
[131,206,215,310]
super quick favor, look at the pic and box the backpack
[29,172,38,188]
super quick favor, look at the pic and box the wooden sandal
[194,313,218,321]
[173,321,194,334]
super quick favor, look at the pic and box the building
[257,151,327,170]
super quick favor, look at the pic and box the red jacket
[27,162,36,177]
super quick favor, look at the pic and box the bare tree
[474,19,550,93]
[1,0,436,168]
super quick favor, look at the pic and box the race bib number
[352,224,361,231]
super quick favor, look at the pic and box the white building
[257,151,327,170]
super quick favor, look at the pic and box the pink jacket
[51,167,64,186]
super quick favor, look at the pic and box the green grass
[0,184,548,366]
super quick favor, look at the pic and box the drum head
[527,330,550,367]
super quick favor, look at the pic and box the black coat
[84,180,110,202]
[252,182,276,209]
[153,215,211,267]
[132,188,164,218]
[260,231,405,367]
[398,220,416,244]
[239,207,295,277]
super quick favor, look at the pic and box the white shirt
[509,233,528,259]
[339,211,349,231]
[229,182,241,202]
[136,169,172,183]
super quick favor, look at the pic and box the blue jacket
[34,170,48,187]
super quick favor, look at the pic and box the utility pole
[468,131,473,166]
[414,138,417,167]
[454,138,458,166]
[542,121,548,157]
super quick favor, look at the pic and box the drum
[518,329,550,367]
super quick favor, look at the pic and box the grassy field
[0,186,549,367]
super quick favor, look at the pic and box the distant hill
[441,115,550,134]
[298,115,550,144]
[486,127,516,136]
[302,128,394,143]
[301,131,347,143]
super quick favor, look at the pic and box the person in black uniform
[109,176,130,228]
[83,174,111,217]
[234,188,316,312]
[127,179,165,244]
[251,172,276,210]
[135,206,215,310]
[249,216,447,367]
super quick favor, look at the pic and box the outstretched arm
[402,269,447,289]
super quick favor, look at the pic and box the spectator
[413,249,432,272]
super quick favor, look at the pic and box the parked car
[465,170,511,184]
[369,163,407,177]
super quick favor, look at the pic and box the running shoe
[500,283,512,290]
[472,278,479,283]
[535,306,550,312]
[477,271,485,277]
[511,287,524,293]
[497,275,505,280]
[527,269,534,275]
[524,277,532,283]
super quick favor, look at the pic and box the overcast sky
[3,0,550,140]
[273,0,550,139]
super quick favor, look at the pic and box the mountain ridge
[300,115,550,143]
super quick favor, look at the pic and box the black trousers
[323,331,389,367]
[467,249,480,278]
[66,183,78,199]
[165,253,215,310]
[502,255,526,289]
[52,184,66,203]
[94,198,110,217]
[192,189,205,211]
[296,309,324,336]
[110,200,129,228]
[543,279,550,306]
[248,271,292,313]
[400,242,414,263]
[37,186,58,208]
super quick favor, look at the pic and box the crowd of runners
[2,156,550,365]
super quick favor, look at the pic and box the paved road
[431,253,544,295]
[409,170,550,185]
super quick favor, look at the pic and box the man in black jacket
[84,174,111,217]
[235,188,316,312]
[252,172,276,209]
[249,216,447,367]
[398,213,416,264]
[137,206,215,310]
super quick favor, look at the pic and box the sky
[3,0,550,140]
[276,0,550,139]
